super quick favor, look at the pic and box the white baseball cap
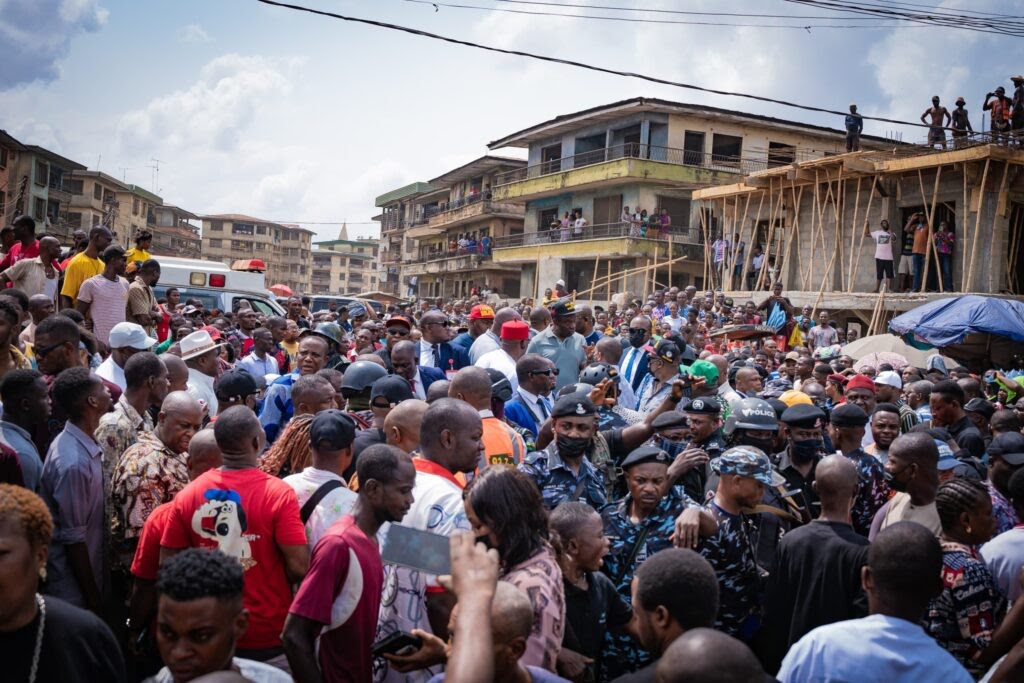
[874,370,903,389]
[108,322,156,350]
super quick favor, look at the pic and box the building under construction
[691,140,1024,336]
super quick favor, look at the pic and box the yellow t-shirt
[125,248,152,264]
[60,252,104,306]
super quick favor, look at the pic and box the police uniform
[676,396,726,502]
[832,404,890,536]
[770,404,828,522]
[599,446,701,679]
[698,447,785,642]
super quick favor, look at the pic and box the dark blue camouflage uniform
[518,444,607,511]
[844,447,891,536]
[699,501,762,641]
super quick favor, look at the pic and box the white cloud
[0,0,108,88]
[178,23,211,44]
[116,53,303,154]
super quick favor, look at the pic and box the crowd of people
[4,209,1024,682]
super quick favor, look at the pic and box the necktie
[623,348,639,383]
[538,397,550,419]
[410,378,417,394]
[432,343,441,368]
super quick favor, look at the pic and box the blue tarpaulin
[889,296,1024,368]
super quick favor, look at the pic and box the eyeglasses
[529,368,560,376]
[426,321,450,327]
[34,340,66,358]
[387,328,410,337]
[628,328,649,335]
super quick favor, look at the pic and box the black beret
[682,396,721,415]
[781,404,826,428]
[652,412,689,431]
[621,445,673,470]
[551,394,597,419]
[830,403,869,427]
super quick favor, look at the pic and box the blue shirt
[778,614,973,682]
[0,420,42,491]
[518,442,606,511]
[40,422,105,607]
[258,372,298,444]
[699,501,761,640]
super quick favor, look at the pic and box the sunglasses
[371,400,393,409]
[529,368,560,376]
[426,320,450,327]
[628,328,649,334]
[34,340,67,358]
[386,328,410,337]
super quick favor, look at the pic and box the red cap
[845,374,876,393]
[201,325,223,341]
[500,320,530,341]
[468,305,495,320]
[385,315,413,330]
[827,373,847,385]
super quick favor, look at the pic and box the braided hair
[935,478,989,532]
[258,413,314,477]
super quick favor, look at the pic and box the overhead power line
[781,0,1024,37]
[401,0,917,29]
[255,0,971,131]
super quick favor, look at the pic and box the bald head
[426,379,450,403]
[355,353,387,368]
[159,390,202,418]
[384,399,429,453]
[529,306,551,330]
[187,429,222,480]
[162,354,189,392]
[707,355,728,383]
[491,307,522,334]
[213,406,263,464]
[655,628,766,683]
[449,366,493,410]
[596,336,623,365]
[889,431,940,467]
[814,454,860,504]
[490,582,534,644]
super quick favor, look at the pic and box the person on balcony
[622,205,634,235]
[561,212,571,242]
[481,234,492,257]
[660,208,672,240]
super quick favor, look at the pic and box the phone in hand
[371,631,423,657]
[381,524,452,576]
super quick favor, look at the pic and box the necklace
[29,593,46,683]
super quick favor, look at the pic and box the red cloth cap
[468,305,495,320]
[500,320,530,341]
[845,374,877,393]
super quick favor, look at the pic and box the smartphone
[371,630,423,657]
[381,524,452,576]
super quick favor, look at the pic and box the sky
[1,0,1020,242]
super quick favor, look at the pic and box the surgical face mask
[657,437,686,458]
[790,438,824,464]
[628,329,648,348]
[556,434,591,459]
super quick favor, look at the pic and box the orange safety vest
[481,416,526,469]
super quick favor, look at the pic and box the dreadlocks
[259,413,314,477]
[935,478,989,531]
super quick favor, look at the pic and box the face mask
[658,437,686,458]
[737,433,776,454]
[884,469,909,493]
[790,438,824,464]
[557,434,591,459]
[629,330,647,348]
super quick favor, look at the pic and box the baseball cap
[964,397,995,420]
[348,304,367,317]
[386,315,413,330]
[468,304,495,320]
[549,299,577,317]
[784,351,800,361]
[683,359,720,387]
[646,340,680,365]
[711,446,785,486]
[214,369,259,401]
[874,371,902,389]
[988,432,1024,466]
[108,322,157,350]
[309,409,356,450]
[936,441,960,471]
[370,375,414,406]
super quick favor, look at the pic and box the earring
[965,525,972,535]
[39,566,47,582]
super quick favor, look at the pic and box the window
[34,160,48,186]
[539,208,559,230]
[231,240,249,251]
[34,197,45,220]
[711,134,743,166]
[209,239,222,248]
[232,223,255,236]
[350,260,363,269]
[209,221,223,232]
[65,178,83,195]
[656,196,692,230]
[683,131,705,165]
[0,146,7,168]
[133,198,140,215]
[93,214,101,227]
[67,211,81,228]
[93,183,102,201]
[256,225,267,235]
[768,141,796,168]
[540,143,562,175]
[593,195,623,226]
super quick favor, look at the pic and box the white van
[152,256,286,316]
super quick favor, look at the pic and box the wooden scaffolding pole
[605,260,612,301]
[668,235,674,286]
[965,158,992,291]
[848,175,878,292]
[591,256,601,300]
[917,167,943,293]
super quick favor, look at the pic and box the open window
[712,133,743,167]
[768,141,796,168]
[684,131,705,166]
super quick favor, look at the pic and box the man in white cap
[181,329,227,415]
[873,370,919,433]
[96,321,157,391]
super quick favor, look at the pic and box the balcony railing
[493,143,775,186]
[417,246,494,262]
[491,221,703,249]
[423,192,488,218]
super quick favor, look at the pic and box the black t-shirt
[562,571,632,673]
[0,595,126,682]
[346,427,386,480]
[946,415,986,460]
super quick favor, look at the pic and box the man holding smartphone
[283,445,416,682]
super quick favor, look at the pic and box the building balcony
[403,249,520,277]
[491,221,705,263]
[491,143,771,201]
[404,197,523,235]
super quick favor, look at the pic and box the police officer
[698,446,786,643]
[669,396,726,501]
[337,360,388,427]
[600,445,716,679]
[772,404,828,522]
[724,397,780,453]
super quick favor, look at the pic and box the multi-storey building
[150,205,202,258]
[484,96,895,302]
[399,155,527,299]
[311,224,378,295]
[6,142,86,240]
[67,170,127,234]
[374,182,437,296]
[200,214,313,294]
[0,130,26,226]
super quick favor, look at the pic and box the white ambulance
[152,256,286,316]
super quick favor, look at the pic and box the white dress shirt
[187,368,218,415]
[476,348,518,390]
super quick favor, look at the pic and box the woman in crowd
[0,484,126,681]
[464,466,565,673]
